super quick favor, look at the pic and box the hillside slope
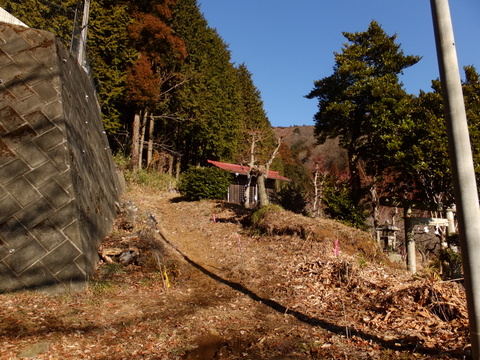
[0,186,469,359]
[275,125,348,173]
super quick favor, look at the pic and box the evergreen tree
[462,66,480,190]
[126,0,187,171]
[234,63,286,207]
[388,66,480,206]
[6,0,281,182]
[5,0,135,133]
[88,0,136,133]
[170,0,242,168]
[306,21,420,203]
[235,63,276,163]
[274,182,307,214]
[4,0,77,48]
[390,81,452,205]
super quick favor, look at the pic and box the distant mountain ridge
[274,125,347,174]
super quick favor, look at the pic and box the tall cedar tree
[170,0,242,168]
[306,21,420,204]
[126,0,186,170]
[88,0,136,133]
[235,63,276,164]
[5,0,137,133]
[3,0,77,47]
[234,63,281,206]
[7,0,287,181]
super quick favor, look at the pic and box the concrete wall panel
[0,24,121,293]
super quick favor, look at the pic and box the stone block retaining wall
[0,24,121,293]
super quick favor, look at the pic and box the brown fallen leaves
[286,256,468,350]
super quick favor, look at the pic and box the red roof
[207,160,291,181]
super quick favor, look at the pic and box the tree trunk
[131,111,141,172]
[313,163,324,217]
[313,165,319,215]
[245,136,257,207]
[147,113,155,167]
[168,154,174,176]
[257,172,269,207]
[244,177,252,206]
[175,156,181,181]
[370,183,379,230]
[257,137,282,207]
[138,111,148,170]
[348,152,362,204]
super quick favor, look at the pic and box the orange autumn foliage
[126,0,186,108]
[126,55,160,108]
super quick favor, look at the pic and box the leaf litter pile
[0,186,470,359]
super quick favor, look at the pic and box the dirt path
[130,188,324,359]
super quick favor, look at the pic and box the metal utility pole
[77,0,90,68]
[430,0,480,357]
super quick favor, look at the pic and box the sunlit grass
[113,152,177,191]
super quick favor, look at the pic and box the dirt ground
[0,185,470,359]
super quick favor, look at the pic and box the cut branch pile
[273,251,469,353]
[253,206,382,262]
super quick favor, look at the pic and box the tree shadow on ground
[168,195,190,203]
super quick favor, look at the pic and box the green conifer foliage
[4,0,77,48]
[170,0,242,168]
[88,0,136,133]
[235,63,276,164]
[462,66,480,189]
[6,0,278,178]
[178,166,232,200]
[392,82,453,205]
[391,66,480,205]
[306,21,420,202]
[4,0,132,133]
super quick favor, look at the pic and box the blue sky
[198,1,480,128]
